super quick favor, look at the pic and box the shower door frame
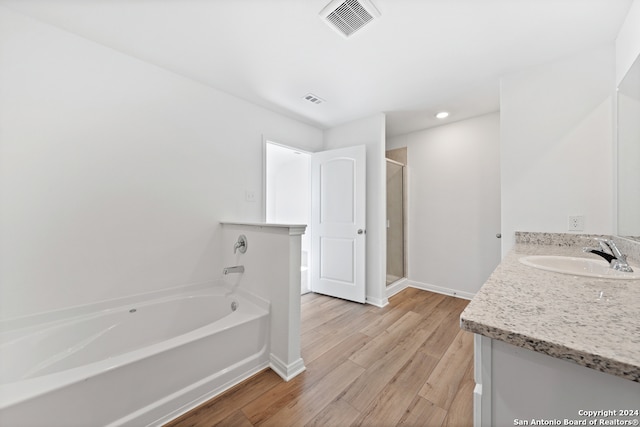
[385,157,407,286]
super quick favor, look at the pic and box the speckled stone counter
[460,233,640,383]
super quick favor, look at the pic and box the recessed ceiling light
[435,111,449,119]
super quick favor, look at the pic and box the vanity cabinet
[461,234,640,427]
[474,335,640,426]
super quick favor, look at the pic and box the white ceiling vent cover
[303,93,325,105]
[320,0,381,38]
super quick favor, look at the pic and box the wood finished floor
[165,288,473,427]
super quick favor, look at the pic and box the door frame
[263,138,313,294]
[263,139,368,303]
[385,157,407,286]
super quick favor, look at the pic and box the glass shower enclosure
[386,158,405,285]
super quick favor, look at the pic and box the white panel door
[311,145,366,303]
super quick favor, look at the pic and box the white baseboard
[386,278,410,298]
[408,280,475,300]
[365,295,388,307]
[269,354,306,381]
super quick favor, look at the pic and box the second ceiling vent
[320,0,380,38]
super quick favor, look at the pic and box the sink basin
[519,255,640,280]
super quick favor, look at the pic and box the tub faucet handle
[234,235,247,254]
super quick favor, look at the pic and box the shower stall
[386,157,406,285]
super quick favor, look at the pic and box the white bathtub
[0,284,270,426]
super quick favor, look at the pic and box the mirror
[617,53,640,241]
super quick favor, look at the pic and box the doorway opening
[265,141,367,303]
[386,149,407,286]
[265,141,311,294]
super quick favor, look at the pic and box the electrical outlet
[568,215,584,231]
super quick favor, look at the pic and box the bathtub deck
[164,288,473,427]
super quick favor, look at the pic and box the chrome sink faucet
[583,238,634,272]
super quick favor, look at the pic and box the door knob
[358,229,366,235]
[496,233,502,238]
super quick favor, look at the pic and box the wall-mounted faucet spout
[223,265,245,275]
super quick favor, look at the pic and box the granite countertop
[460,235,640,383]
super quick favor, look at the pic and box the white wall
[617,91,640,237]
[500,44,616,255]
[323,113,387,306]
[616,0,640,85]
[615,0,640,238]
[0,7,323,320]
[387,112,501,297]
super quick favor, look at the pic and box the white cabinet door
[311,145,366,303]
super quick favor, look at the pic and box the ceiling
[0,0,633,138]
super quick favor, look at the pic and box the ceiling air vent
[320,0,381,38]
[303,93,325,105]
